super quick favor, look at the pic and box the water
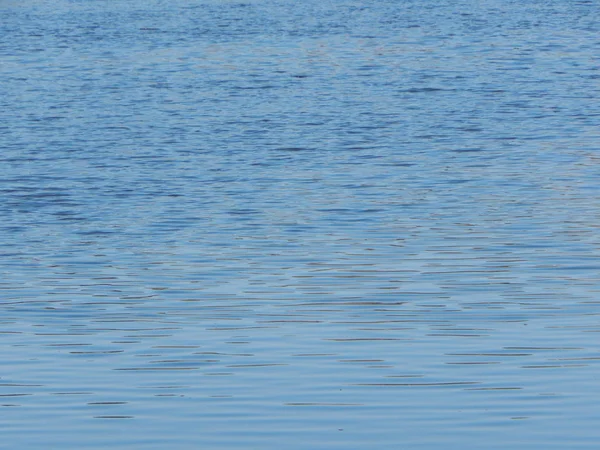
[1,0,600,448]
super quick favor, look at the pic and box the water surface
[1,0,600,448]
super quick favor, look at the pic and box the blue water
[1,0,600,448]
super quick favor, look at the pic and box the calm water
[1,0,600,448]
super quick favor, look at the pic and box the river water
[1,0,600,448]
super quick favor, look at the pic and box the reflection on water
[1,0,600,448]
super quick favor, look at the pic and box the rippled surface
[2,0,600,448]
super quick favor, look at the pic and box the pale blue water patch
[1,0,600,448]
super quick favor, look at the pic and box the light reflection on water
[1,0,600,448]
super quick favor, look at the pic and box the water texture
[1,0,599,448]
